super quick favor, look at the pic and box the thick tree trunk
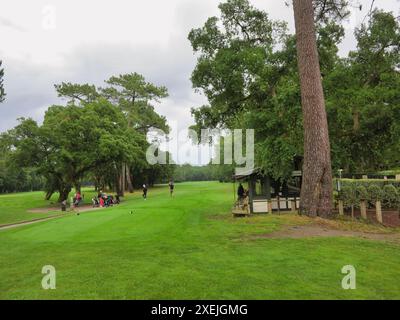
[57,184,71,202]
[125,163,134,193]
[45,190,54,201]
[116,168,124,197]
[121,164,126,194]
[73,181,81,193]
[293,0,333,217]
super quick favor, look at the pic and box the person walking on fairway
[168,180,174,197]
[142,184,148,200]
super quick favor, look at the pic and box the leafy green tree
[102,72,169,131]
[101,73,170,194]
[312,0,351,23]
[54,82,99,104]
[188,0,344,190]
[52,73,171,196]
[5,99,139,201]
[325,10,400,172]
[0,145,44,193]
[173,164,217,182]
[188,0,399,217]
[188,0,299,180]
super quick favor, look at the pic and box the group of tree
[1,0,399,218]
[0,73,174,201]
[0,157,45,194]
[173,163,232,182]
[188,0,400,216]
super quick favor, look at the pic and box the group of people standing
[61,181,175,212]
[92,191,120,208]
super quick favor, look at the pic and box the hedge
[335,179,400,209]
[337,179,400,189]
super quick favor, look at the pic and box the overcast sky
[0,0,399,164]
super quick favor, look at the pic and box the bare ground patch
[1,205,106,230]
[257,224,400,242]
[251,215,400,243]
[218,213,400,243]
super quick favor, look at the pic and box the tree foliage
[189,0,400,181]
[2,72,173,200]
[325,10,400,172]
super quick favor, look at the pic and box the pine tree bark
[293,0,333,217]
[115,163,124,197]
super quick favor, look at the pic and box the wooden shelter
[232,168,302,216]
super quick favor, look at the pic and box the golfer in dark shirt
[142,184,148,200]
[237,183,245,200]
[169,181,174,197]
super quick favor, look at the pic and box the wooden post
[376,201,383,224]
[248,176,255,214]
[338,200,344,216]
[291,200,297,213]
[360,200,367,220]
[263,176,271,197]
[396,174,400,181]
[277,195,281,215]
[267,200,272,214]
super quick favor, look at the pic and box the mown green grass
[0,188,93,225]
[0,181,399,299]
[0,191,61,225]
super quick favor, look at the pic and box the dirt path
[1,206,102,231]
[0,215,66,231]
[28,205,98,214]
[257,224,400,243]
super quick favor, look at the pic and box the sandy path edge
[0,206,101,231]
[0,214,66,230]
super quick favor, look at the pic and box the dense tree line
[173,163,233,183]
[0,161,45,194]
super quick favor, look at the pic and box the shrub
[367,184,383,202]
[341,185,357,208]
[382,185,399,209]
[335,180,400,209]
[356,185,368,202]
[336,179,400,190]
